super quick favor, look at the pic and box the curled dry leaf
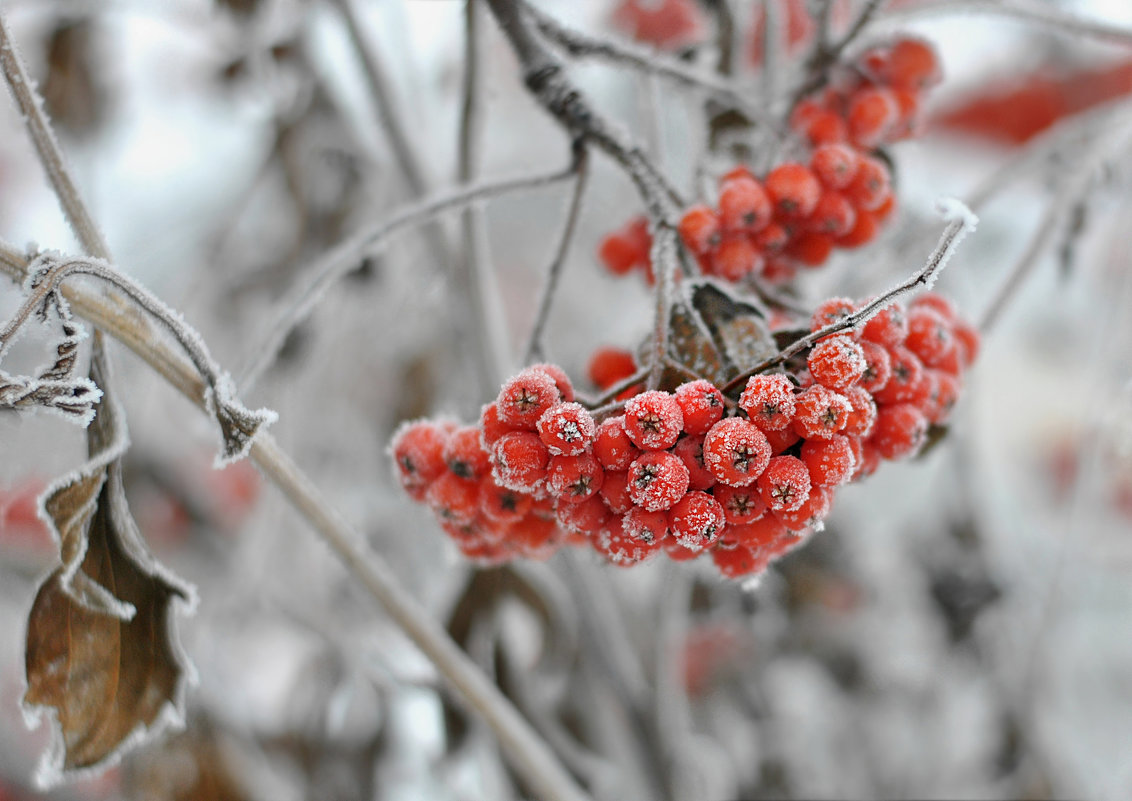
[23,343,195,785]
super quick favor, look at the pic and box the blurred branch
[789,0,888,106]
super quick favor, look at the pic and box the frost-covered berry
[443,425,491,480]
[491,431,550,492]
[801,434,856,487]
[792,385,852,440]
[721,513,787,550]
[807,191,857,237]
[595,519,664,564]
[479,481,533,525]
[557,494,611,535]
[923,369,962,424]
[624,390,684,450]
[844,156,892,212]
[807,335,866,391]
[480,402,511,448]
[600,470,633,514]
[537,402,596,456]
[870,403,929,460]
[953,322,981,368]
[664,537,702,562]
[668,491,726,551]
[588,347,637,390]
[884,36,942,90]
[842,385,878,438]
[719,175,772,233]
[593,415,641,472]
[738,374,796,431]
[810,143,860,190]
[498,368,561,430]
[862,302,909,346]
[547,453,604,503]
[858,340,893,393]
[391,420,449,493]
[530,362,575,402]
[713,483,768,525]
[628,450,691,512]
[712,545,771,580]
[678,204,722,254]
[765,162,821,219]
[810,297,856,332]
[905,306,955,367]
[712,236,763,281]
[835,210,879,248]
[673,435,717,491]
[764,425,801,454]
[757,455,811,512]
[775,485,833,532]
[872,345,924,405]
[623,506,669,544]
[784,232,834,266]
[847,86,899,147]
[674,380,725,435]
[703,417,772,487]
[426,473,480,525]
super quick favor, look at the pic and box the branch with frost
[722,198,978,394]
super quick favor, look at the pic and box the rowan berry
[498,368,561,430]
[674,380,725,435]
[854,438,882,479]
[712,545,771,580]
[858,340,893,393]
[509,513,559,554]
[757,455,811,512]
[719,175,772,233]
[844,156,892,212]
[775,485,833,532]
[870,402,929,460]
[911,292,958,322]
[673,435,717,491]
[678,205,722,254]
[847,86,899,147]
[953,322,981,368]
[530,362,575,402]
[713,483,768,525]
[834,209,879,248]
[785,231,835,267]
[797,107,849,146]
[480,402,511,448]
[624,390,684,450]
[810,297,856,331]
[810,143,860,190]
[391,420,449,492]
[842,385,878,438]
[537,403,596,457]
[862,302,909,346]
[628,450,691,511]
[664,537,702,561]
[669,491,726,550]
[760,256,798,284]
[801,434,856,487]
[595,519,664,564]
[884,36,942,91]
[600,470,633,514]
[754,221,790,253]
[872,194,897,223]
[599,228,647,275]
[792,385,852,439]
[557,494,611,535]
[491,431,550,492]
[923,369,961,424]
[457,536,513,565]
[712,235,763,281]
[547,453,604,503]
[807,191,857,237]
[905,306,955,367]
[613,0,704,50]
[739,374,796,431]
[426,473,480,525]
[764,425,802,454]
[623,506,670,544]
[807,335,866,391]
[593,415,641,472]
[872,345,924,405]
[479,481,534,526]
[765,162,822,219]
[443,425,491,480]
[720,513,786,549]
[588,347,637,390]
[703,417,772,486]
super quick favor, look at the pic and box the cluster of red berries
[392,293,979,580]
[598,36,942,286]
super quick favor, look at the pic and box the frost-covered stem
[647,225,680,390]
[0,249,592,801]
[459,0,512,390]
[876,0,1132,46]
[723,201,976,394]
[237,164,574,391]
[761,0,781,105]
[524,145,590,364]
[790,0,888,107]
[703,0,736,76]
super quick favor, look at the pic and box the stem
[761,0,781,105]
[0,248,593,801]
[524,145,590,364]
[237,164,574,392]
[722,199,977,394]
[647,225,680,389]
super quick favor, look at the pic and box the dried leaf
[23,343,195,785]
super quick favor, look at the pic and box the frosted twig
[237,164,575,392]
[704,0,736,76]
[722,198,977,394]
[761,0,782,105]
[647,225,680,390]
[874,0,1132,47]
[0,246,593,801]
[524,144,590,364]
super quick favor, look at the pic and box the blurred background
[2,0,1132,798]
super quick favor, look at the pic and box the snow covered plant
[3,1,1132,800]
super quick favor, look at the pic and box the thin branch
[647,225,680,389]
[722,198,977,394]
[761,0,782,106]
[0,249,592,801]
[237,164,575,392]
[524,144,590,364]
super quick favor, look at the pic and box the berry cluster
[391,294,979,581]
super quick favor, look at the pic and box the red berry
[834,209,879,248]
[678,205,722,254]
[712,483,768,525]
[797,107,848,145]
[807,335,866,391]
[674,379,725,435]
[862,302,909,346]
[530,362,575,402]
[712,545,771,580]
[754,222,790,254]
[601,470,633,514]
[595,519,664,564]
[703,417,772,487]
[623,506,670,544]
[664,537,702,562]
[721,514,786,550]
[870,402,929,460]
[764,425,801,454]
[443,425,491,480]
[593,415,642,472]
[810,143,860,190]
[668,491,726,551]
[801,434,856,487]
[719,175,772,233]
[599,232,645,275]
[765,162,822,219]
[872,345,924,405]
[953,322,981,368]
[738,374,796,431]
[628,450,691,511]
[884,36,941,90]
[810,297,856,331]
[844,156,892,212]
[498,368,561,430]
[391,420,450,493]
[612,0,705,50]
[588,347,637,390]
[911,292,958,322]
[757,455,811,512]
[847,86,900,147]
[480,402,511,448]
[785,232,835,267]
[842,385,878,438]
[807,191,857,237]
[547,453,604,503]
[557,494,612,535]
[775,485,833,532]
[854,438,882,479]
[491,431,550,492]
[479,481,534,525]
[624,390,684,450]
[858,340,893,393]
[711,235,763,281]
[792,385,852,439]
[922,369,962,424]
[426,472,480,525]
[537,402,596,456]
[510,514,559,555]
[673,435,717,491]
[905,307,955,367]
